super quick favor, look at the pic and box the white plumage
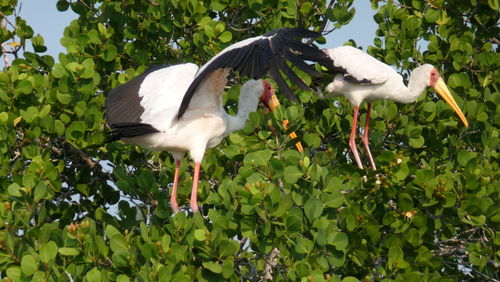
[323,46,468,170]
[138,63,199,131]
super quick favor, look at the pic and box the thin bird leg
[189,162,201,212]
[349,106,364,169]
[362,103,377,170]
[170,160,181,213]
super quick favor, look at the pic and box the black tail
[106,122,160,143]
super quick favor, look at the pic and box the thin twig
[306,0,335,45]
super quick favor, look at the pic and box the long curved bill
[263,93,304,152]
[433,77,469,127]
[266,94,280,111]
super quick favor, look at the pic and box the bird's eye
[268,87,271,90]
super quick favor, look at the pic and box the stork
[323,46,468,170]
[106,28,328,212]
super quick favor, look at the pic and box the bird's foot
[190,200,199,213]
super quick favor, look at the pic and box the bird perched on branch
[323,46,468,170]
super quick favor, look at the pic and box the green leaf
[221,258,234,278]
[220,240,239,256]
[8,183,22,197]
[457,150,477,166]
[58,247,80,256]
[285,215,302,233]
[52,64,67,78]
[283,166,302,184]
[17,80,33,94]
[202,261,222,274]
[294,260,311,277]
[303,133,321,148]
[105,224,121,238]
[409,135,425,148]
[304,198,323,221]
[56,0,69,11]
[116,274,131,282]
[487,0,499,11]
[398,193,414,210]
[21,254,38,276]
[194,229,206,241]
[101,44,117,61]
[218,31,232,43]
[40,241,57,263]
[65,121,85,139]
[0,112,8,124]
[388,246,408,269]
[57,92,72,104]
[300,2,313,14]
[244,149,273,167]
[85,268,101,282]
[6,267,21,280]
[342,277,360,282]
[329,232,348,250]
[33,182,48,201]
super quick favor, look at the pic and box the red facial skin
[429,68,441,87]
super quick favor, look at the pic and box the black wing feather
[176,28,327,119]
[283,51,322,77]
[106,122,160,142]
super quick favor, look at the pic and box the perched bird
[323,46,469,170]
[106,28,328,212]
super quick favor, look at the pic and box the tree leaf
[283,166,302,184]
[58,247,80,256]
[202,261,222,274]
[304,198,323,221]
[21,254,38,276]
[40,241,57,263]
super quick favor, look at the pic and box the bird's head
[259,80,280,111]
[423,64,469,127]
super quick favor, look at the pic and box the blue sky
[17,0,377,58]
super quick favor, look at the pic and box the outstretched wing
[324,46,397,84]
[177,28,329,119]
[106,63,199,136]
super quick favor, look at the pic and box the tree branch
[261,247,280,280]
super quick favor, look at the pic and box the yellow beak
[266,94,281,111]
[433,77,469,127]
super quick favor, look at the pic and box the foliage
[0,0,498,281]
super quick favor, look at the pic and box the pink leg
[170,160,181,213]
[362,103,377,170]
[349,106,364,169]
[189,162,201,212]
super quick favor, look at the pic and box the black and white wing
[324,46,397,84]
[106,63,199,140]
[177,28,329,119]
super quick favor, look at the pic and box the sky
[15,0,377,59]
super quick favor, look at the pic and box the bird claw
[170,201,179,213]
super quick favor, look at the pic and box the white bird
[106,28,328,213]
[323,46,469,170]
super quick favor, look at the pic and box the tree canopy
[0,0,498,281]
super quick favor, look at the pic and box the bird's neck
[227,81,261,134]
[394,67,429,104]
